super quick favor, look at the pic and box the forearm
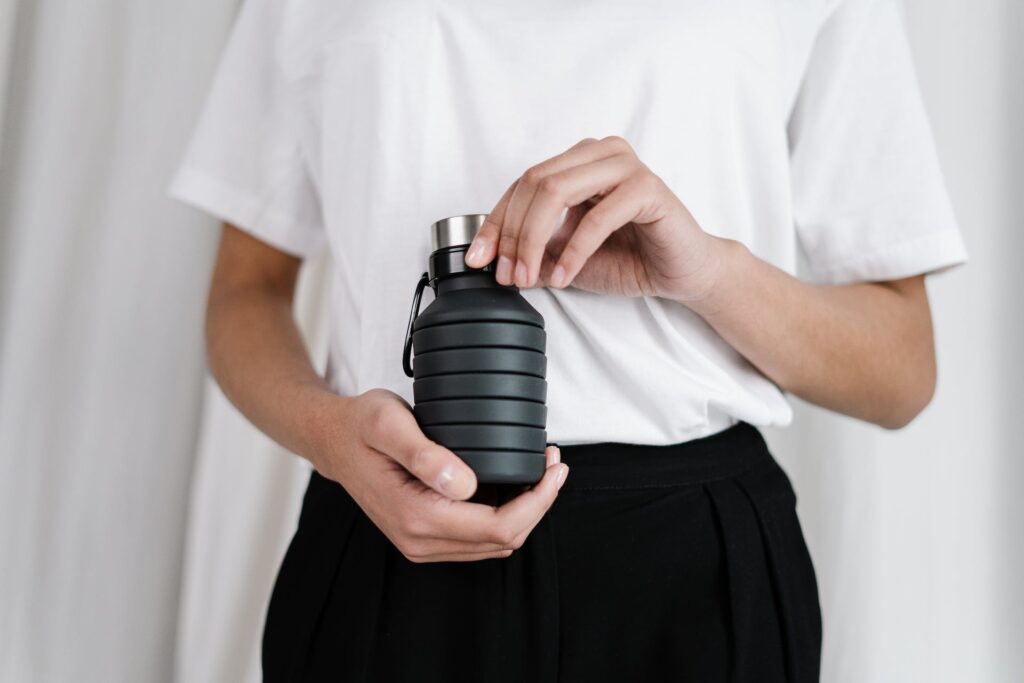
[205,281,343,465]
[686,239,936,428]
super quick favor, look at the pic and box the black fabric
[262,423,822,682]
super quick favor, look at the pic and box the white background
[0,1,1020,681]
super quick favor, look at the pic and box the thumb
[377,405,478,500]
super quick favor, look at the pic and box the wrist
[297,385,356,474]
[673,236,751,317]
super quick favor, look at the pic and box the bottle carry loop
[403,272,430,378]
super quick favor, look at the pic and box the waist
[555,422,772,492]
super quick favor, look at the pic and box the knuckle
[537,174,564,197]
[396,539,424,562]
[490,523,518,548]
[602,134,632,152]
[368,401,394,438]
[519,230,545,252]
[361,387,386,402]
[498,233,519,257]
[478,219,500,239]
[521,165,546,187]
[499,227,520,246]
[636,169,661,192]
[398,511,427,538]
[408,445,434,476]
[559,241,583,268]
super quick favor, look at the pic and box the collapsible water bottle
[403,214,548,484]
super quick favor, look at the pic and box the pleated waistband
[265,419,821,682]
[554,422,772,491]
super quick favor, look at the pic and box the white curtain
[0,1,1020,682]
[0,0,239,680]
[171,254,327,683]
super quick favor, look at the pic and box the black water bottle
[403,214,548,485]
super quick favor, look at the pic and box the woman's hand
[460,137,938,429]
[319,388,568,563]
[465,135,723,301]
[460,140,938,429]
[206,225,568,564]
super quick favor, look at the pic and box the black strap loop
[403,272,430,378]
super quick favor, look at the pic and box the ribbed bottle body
[410,285,547,484]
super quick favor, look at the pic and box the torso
[277,0,834,444]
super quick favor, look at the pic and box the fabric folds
[262,424,821,682]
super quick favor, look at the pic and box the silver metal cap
[430,214,488,251]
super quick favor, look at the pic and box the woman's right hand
[204,226,566,563]
[316,388,568,563]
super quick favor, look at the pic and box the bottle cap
[431,214,488,251]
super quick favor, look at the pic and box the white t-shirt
[170,0,967,446]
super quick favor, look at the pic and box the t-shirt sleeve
[167,0,325,259]
[788,0,967,284]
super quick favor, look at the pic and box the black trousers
[263,423,822,682]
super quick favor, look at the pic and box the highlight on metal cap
[431,214,488,251]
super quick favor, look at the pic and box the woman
[170,0,966,680]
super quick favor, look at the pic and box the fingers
[502,138,627,287]
[409,549,515,564]
[490,460,568,547]
[552,176,659,288]
[544,443,560,468]
[494,138,604,280]
[395,449,569,563]
[537,203,586,283]
[362,399,570,563]
[468,136,635,286]
[366,398,478,500]
[447,461,569,546]
[516,154,639,287]
[465,180,517,269]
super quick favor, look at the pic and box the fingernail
[556,464,569,490]
[553,446,561,464]
[550,264,566,288]
[437,464,473,499]
[496,255,512,284]
[436,465,454,494]
[514,260,528,287]
[466,238,487,266]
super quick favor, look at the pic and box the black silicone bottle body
[403,215,548,485]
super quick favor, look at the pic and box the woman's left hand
[464,135,723,301]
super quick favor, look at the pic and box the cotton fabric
[262,423,821,682]
[169,0,966,446]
